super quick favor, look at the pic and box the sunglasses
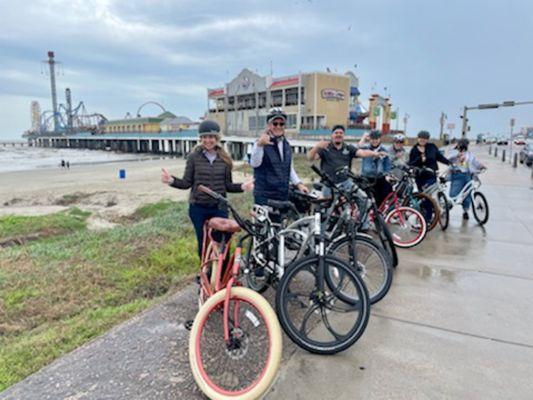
[272,121,285,127]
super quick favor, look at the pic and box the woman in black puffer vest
[161,120,253,256]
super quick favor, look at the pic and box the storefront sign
[321,88,345,101]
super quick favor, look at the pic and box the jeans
[449,172,472,211]
[188,203,228,257]
[321,179,354,198]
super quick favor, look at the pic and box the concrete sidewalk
[268,147,533,399]
[1,146,532,400]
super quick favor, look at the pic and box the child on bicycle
[447,139,487,220]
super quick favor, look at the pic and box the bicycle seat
[208,217,241,233]
[267,199,294,211]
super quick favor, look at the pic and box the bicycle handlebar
[198,184,226,202]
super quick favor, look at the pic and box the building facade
[103,111,177,133]
[207,69,364,136]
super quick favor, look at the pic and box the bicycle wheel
[437,192,449,231]
[384,206,427,248]
[242,238,271,294]
[189,287,282,400]
[276,255,370,354]
[413,192,440,231]
[328,235,393,304]
[471,191,489,225]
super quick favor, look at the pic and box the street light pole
[439,112,447,141]
[460,106,468,138]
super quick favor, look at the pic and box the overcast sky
[1,0,532,140]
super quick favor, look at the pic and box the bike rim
[330,240,388,301]
[280,259,367,349]
[195,296,273,396]
[386,208,425,246]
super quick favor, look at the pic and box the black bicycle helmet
[369,130,381,139]
[417,130,430,139]
[198,120,221,136]
[266,107,288,123]
[456,138,469,151]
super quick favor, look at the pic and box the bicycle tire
[385,206,427,248]
[413,192,440,231]
[437,192,449,231]
[189,286,282,400]
[327,235,393,304]
[374,213,399,267]
[275,255,370,355]
[472,191,489,225]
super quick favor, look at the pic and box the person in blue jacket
[358,130,392,207]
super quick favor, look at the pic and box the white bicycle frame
[425,171,482,209]
[248,205,310,279]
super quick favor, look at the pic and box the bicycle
[372,171,428,248]
[392,165,441,231]
[424,168,489,229]
[274,192,371,354]
[188,185,282,400]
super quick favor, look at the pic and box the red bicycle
[376,179,427,249]
[188,185,282,400]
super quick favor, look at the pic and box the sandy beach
[0,157,250,229]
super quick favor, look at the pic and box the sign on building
[321,89,345,101]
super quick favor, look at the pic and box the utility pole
[439,112,447,141]
[509,118,515,162]
[460,106,468,138]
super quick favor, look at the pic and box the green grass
[0,195,254,391]
[0,208,91,241]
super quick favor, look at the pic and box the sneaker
[462,211,469,220]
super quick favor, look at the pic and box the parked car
[513,135,526,145]
[497,136,509,145]
[484,136,497,144]
[519,143,533,167]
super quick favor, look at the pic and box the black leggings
[371,176,392,209]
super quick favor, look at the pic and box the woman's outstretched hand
[241,179,254,192]
[161,168,173,185]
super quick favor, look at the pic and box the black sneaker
[184,320,194,331]
[462,212,469,220]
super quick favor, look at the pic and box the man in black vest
[250,108,308,205]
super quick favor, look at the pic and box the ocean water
[0,145,149,173]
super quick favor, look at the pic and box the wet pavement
[268,147,533,399]
[1,146,532,399]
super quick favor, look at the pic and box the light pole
[439,112,447,141]
[509,118,515,162]
[460,100,533,138]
